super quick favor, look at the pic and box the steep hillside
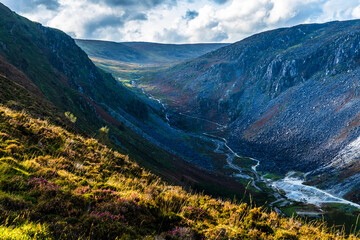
[0,3,266,205]
[0,106,356,239]
[0,3,151,133]
[140,20,360,197]
[75,39,229,64]
[0,2,165,171]
[0,56,70,128]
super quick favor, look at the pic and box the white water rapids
[203,134,360,209]
[271,172,360,208]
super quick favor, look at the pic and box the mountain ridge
[75,39,229,64]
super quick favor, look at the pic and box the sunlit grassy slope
[0,106,358,239]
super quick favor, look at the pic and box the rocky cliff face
[144,20,360,195]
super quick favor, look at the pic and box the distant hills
[75,39,229,64]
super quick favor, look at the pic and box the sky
[1,0,360,43]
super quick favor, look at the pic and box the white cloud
[1,0,360,43]
[353,6,360,18]
[320,0,360,21]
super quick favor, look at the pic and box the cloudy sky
[1,0,360,43]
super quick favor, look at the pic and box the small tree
[98,126,110,145]
[64,112,77,123]
[99,126,109,134]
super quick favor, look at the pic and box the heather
[0,106,357,239]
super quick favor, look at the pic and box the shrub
[64,112,77,123]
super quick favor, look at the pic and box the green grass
[279,202,360,235]
[232,157,257,169]
[0,222,50,240]
[263,173,283,181]
[0,106,357,239]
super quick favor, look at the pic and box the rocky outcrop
[144,20,360,197]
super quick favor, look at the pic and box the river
[202,134,360,209]
[143,88,360,210]
[271,171,360,208]
[202,133,262,191]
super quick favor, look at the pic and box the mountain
[75,39,229,65]
[139,20,360,199]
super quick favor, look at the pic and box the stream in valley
[214,134,360,209]
[143,88,360,210]
[271,172,360,208]
[196,122,360,210]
